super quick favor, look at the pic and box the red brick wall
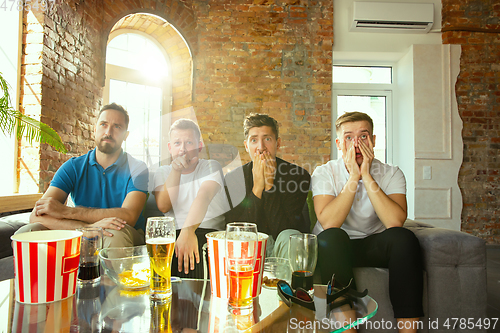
[442,0,500,243]
[193,0,333,170]
[23,0,332,193]
[22,0,499,243]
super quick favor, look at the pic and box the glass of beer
[225,222,258,315]
[146,216,176,300]
[288,233,318,295]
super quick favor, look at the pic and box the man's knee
[384,227,421,254]
[103,228,134,248]
[272,229,301,258]
[318,227,349,250]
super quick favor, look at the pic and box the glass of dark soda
[77,227,103,284]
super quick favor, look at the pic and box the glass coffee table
[0,277,377,332]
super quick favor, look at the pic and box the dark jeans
[317,227,424,318]
[171,228,217,279]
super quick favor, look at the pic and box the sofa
[0,208,487,333]
[353,219,487,333]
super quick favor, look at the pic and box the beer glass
[225,222,258,314]
[288,233,318,295]
[146,217,176,300]
[77,226,103,284]
[150,298,172,332]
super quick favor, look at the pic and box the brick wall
[20,0,499,242]
[192,0,333,170]
[21,0,332,193]
[442,0,500,243]
[19,0,105,192]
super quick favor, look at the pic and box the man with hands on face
[153,119,228,278]
[224,113,311,258]
[17,103,149,247]
[311,112,423,333]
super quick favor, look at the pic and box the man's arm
[154,170,181,213]
[154,156,199,213]
[314,173,358,229]
[363,176,407,228]
[358,137,407,228]
[33,186,146,227]
[69,191,146,226]
[176,180,220,274]
[30,187,131,235]
[30,186,87,229]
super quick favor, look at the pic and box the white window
[332,66,393,164]
[104,31,172,168]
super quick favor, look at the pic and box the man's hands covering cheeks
[341,136,375,181]
[358,136,374,179]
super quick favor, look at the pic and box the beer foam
[146,238,175,244]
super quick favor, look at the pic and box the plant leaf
[0,72,67,153]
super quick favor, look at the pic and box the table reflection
[4,278,377,333]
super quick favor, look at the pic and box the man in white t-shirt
[153,119,228,278]
[312,112,423,333]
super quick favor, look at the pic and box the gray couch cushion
[0,212,30,259]
[405,219,487,326]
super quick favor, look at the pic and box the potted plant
[0,71,67,153]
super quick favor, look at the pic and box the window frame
[103,29,173,167]
[331,66,394,164]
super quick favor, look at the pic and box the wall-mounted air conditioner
[350,2,434,34]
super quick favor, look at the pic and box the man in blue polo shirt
[17,103,148,247]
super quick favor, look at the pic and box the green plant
[0,72,67,153]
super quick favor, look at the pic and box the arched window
[104,31,172,168]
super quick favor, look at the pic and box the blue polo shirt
[50,148,149,230]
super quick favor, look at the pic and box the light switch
[423,166,432,180]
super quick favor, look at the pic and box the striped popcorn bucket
[11,230,83,304]
[206,231,268,299]
[11,291,74,331]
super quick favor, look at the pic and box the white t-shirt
[311,158,406,239]
[153,159,229,230]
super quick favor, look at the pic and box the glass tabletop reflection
[1,277,377,332]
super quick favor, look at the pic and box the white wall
[0,10,22,195]
[332,0,463,229]
[394,48,415,220]
[333,0,442,60]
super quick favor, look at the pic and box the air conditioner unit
[350,2,434,33]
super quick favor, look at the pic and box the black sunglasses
[277,280,316,311]
[326,275,368,312]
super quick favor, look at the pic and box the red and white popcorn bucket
[11,230,82,304]
[206,231,268,299]
[11,292,74,331]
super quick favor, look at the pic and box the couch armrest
[404,219,487,330]
[404,219,486,268]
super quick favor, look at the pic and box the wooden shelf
[0,193,42,214]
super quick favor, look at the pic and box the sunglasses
[277,280,316,311]
[326,275,368,313]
